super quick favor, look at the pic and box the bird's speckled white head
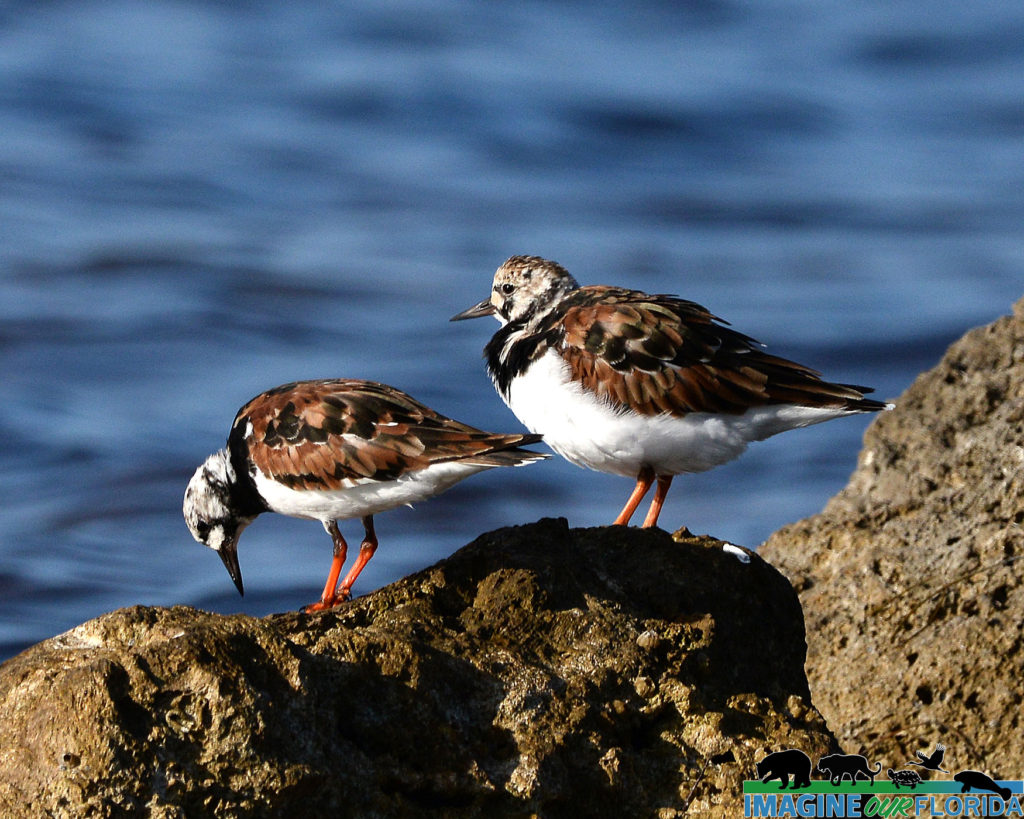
[450,255,579,327]
[490,255,579,325]
[183,450,236,550]
[183,448,251,595]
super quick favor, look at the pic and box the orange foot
[301,590,352,613]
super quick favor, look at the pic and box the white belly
[253,461,492,522]
[505,349,857,478]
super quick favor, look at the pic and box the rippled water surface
[1,0,1022,658]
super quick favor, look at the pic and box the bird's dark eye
[501,283,515,295]
[196,521,211,538]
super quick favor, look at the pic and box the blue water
[1,0,1022,660]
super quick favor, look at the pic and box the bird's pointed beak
[218,540,244,597]
[450,298,496,321]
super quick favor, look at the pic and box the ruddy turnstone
[183,378,545,610]
[451,255,889,529]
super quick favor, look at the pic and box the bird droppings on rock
[721,543,752,564]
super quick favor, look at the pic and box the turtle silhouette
[888,769,923,790]
[908,743,949,773]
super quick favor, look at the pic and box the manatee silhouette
[954,770,1012,800]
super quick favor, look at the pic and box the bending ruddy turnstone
[451,255,890,529]
[183,378,545,610]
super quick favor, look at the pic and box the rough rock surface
[0,519,832,818]
[762,297,1024,775]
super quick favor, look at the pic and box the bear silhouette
[756,749,813,790]
[817,753,882,786]
[954,770,1012,800]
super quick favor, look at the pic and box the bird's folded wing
[234,379,539,491]
[556,290,874,417]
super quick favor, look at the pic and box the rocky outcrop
[12,299,1020,816]
[0,519,832,818]
[761,298,1024,775]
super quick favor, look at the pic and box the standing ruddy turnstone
[451,255,890,529]
[183,378,545,610]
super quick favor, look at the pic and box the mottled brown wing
[557,288,879,416]
[233,379,541,491]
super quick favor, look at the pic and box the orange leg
[337,516,378,600]
[304,520,349,612]
[613,467,655,526]
[642,475,673,529]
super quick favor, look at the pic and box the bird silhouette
[908,744,949,773]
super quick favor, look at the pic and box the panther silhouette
[817,753,882,786]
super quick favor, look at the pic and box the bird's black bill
[450,298,495,321]
[218,544,245,596]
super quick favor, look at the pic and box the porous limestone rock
[762,298,1024,776]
